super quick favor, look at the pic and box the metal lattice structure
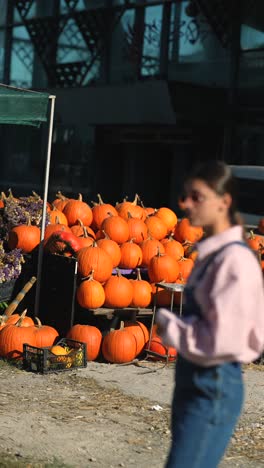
[195,0,237,47]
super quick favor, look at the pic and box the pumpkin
[127,212,148,244]
[51,191,70,211]
[150,283,176,307]
[140,237,165,267]
[102,321,137,363]
[116,194,146,221]
[101,214,129,244]
[119,239,143,269]
[156,207,178,234]
[66,324,102,361]
[77,243,113,282]
[0,311,36,359]
[177,257,194,280]
[148,249,180,283]
[8,222,40,253]
[96,231,121,268]
[63,193,93,227]
[144,215,167,240]
[48,206,68,225]
[129,268,152,308]
[76,271,105,309]
[34,317,59,348]
[174,218,203,244]
[44,221,72,242]
[75,227,94,250]
[161,235,184,260]
[103,270,134,308]
[145,336,177,361]
[70,218,95,239]
[246,230,264,252]
[91,194,118,229]
[124,320,149,356]
[50,345,69,355]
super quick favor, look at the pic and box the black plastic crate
[23,338,87,374]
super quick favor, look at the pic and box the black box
[23,338,87,374]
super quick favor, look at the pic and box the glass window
[11,26,33,87]
[169,1,214,63]
[241,25,264,51]
[141,4,162,76]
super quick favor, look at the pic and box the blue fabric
[165,240,246,467]
[166,357,243,468]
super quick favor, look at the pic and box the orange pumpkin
[127,212,148,244]
[48,206,68,225]
[97,232,121,268]
[156,207,178,234]
[67,324,102,361]
[140,238,165,267]
[0,311,36,359]
[116,194,146,221]
[161,236,184,260]
[63,194,93,227]
[129,269,152,308]
[44,221,71,242]
[101,214,129,244]
[76,271,105,309]
[70,218,95,239]
[174,218,203,244]
[77,243,113,282]
[34,317,59,348]
[51,191,70,211]
[91,194,118,229]
[177,257,194,280]
[148,249,180,283]
[102,322,137,363]
[145,336,177,361]
[145,215,167,240]
[8,223,40,253]
[246,230,264,252]
[124,321,149,356]
[119,240,143,269]
[103,271,134,308]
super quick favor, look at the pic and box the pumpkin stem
[119,320,124,330]
[101,229,110,240]
[15,309,28,326]
[34,317,42,328]
[132,194,139,205]
[55,191,67,201]
[115,267,121,278]
[97,194,104,205]
[78,193,83,202]
[0,191,6,200]
[82,270,95,281]
[136,268,142,281]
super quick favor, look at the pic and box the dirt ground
[0,359,263,468]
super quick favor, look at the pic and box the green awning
[0,84,50,127]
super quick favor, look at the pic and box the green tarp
[0,84,50,127]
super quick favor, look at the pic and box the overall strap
[197,240,249,281]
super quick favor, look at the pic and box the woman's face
[183,178,231,229]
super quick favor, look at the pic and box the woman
[156,160,264,468]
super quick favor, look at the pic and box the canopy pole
[34,95,56,317]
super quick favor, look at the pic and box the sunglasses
[179,190,208,204]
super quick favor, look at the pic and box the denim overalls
[166,241,248,468]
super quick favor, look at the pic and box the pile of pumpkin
[0,307,175,364]
[7,192,264,312]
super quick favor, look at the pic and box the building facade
[0,0,264,211]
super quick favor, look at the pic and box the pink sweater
[156,226,264,366]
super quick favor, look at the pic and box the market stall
[0,83,56,317]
